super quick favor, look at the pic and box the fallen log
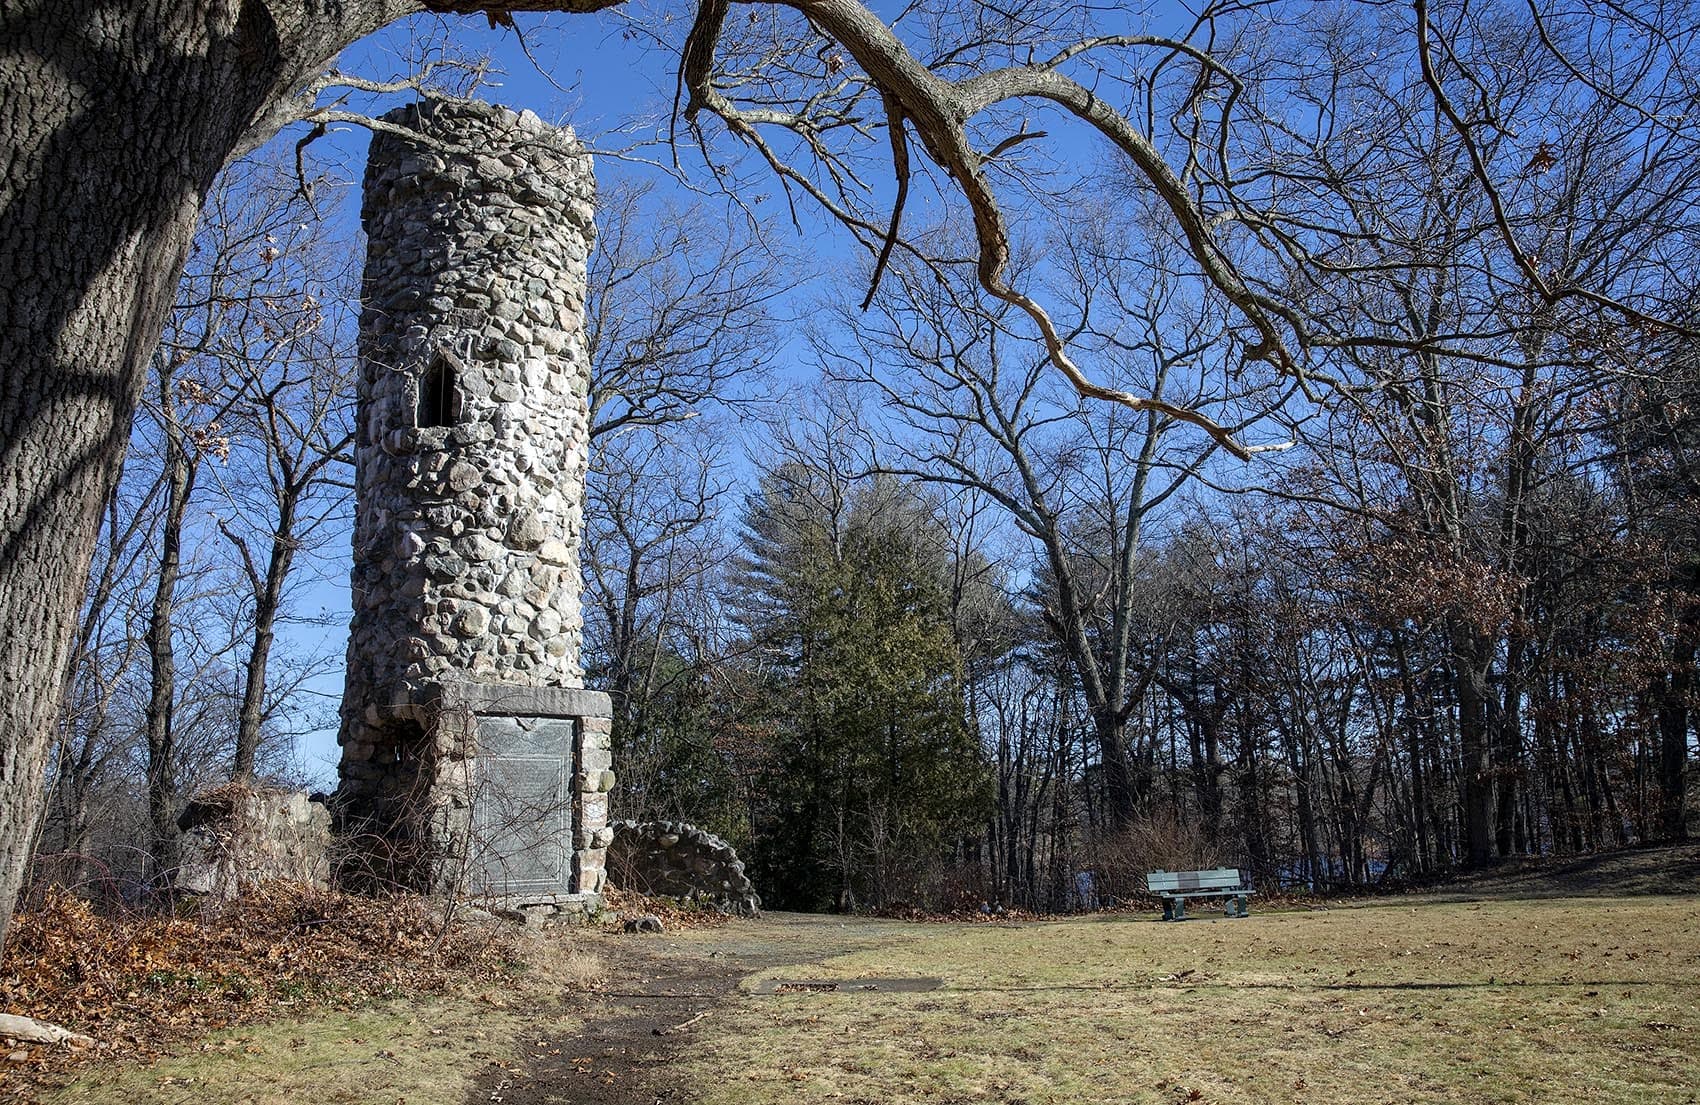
[0,1014,95,1049]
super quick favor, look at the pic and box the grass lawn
[32,893,1699,1105]
[46,1001,541,1105]
[680,898,1699,1105]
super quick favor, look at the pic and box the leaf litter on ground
[0,883,523,1095]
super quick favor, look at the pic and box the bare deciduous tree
[819,211,1270,828]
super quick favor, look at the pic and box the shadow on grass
[757,977,1700,996]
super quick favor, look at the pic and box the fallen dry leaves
[599,888,734,932]
[0,883,521,1095]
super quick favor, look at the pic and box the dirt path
[469,942,752,1105]
[466,914,912,1105]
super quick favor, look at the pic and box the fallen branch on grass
[653,1010,713,1036]
[0,1013,94,1049]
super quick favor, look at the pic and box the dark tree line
[602,396,1695,911]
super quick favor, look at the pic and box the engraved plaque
[469,716,576,895]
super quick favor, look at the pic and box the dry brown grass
[30,921,608,1105]
[42,999,543,1105]
[680,897,1700,1104]
[20,888,1700,1105]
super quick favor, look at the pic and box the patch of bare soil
[467,913,926,1105]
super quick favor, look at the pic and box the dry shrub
[878,853,990,915]
[869,900,1043,923]
[0,882,521,1081]
[1092,809,1225,904]
[859,854,1019,918]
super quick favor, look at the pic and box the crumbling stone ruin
[333,99,614,917]
[176,785,333,900]
[608,820,762,916]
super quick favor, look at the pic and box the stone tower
[336,100,613,914]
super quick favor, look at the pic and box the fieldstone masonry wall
[608,820,762,916]
[344,99,593,708]
[335,99,611,905]
[175,786,333,900]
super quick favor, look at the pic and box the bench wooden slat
[1146,868,1245,894]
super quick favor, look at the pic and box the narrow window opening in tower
[419,356,461,427]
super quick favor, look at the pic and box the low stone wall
[175,785,333,899]
[607,820,761,915]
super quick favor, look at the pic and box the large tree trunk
[1188,712,1224,844]
[0,32,204,945]
[1452,638,1496,869]
[1656,657,1692,842]
[1656,574,1697,842]
[1494,674,1524,858]
[0,0,425,948]
[1089,708,1138,831]
[1280,716,1322,889]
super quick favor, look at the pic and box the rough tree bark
[1657,659,1692,842]
[1453,639,1498,869]
[1656,569,1697,842]
[0,1,237,945]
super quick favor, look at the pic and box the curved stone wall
[607,820,762,916]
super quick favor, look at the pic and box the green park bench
[1145,868,1253,920]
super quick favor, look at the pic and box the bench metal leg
[1173,897,1187,921]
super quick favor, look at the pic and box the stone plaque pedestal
[448,684,612,905]
[338,682,611,907]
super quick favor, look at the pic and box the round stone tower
[337,100,613,910]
